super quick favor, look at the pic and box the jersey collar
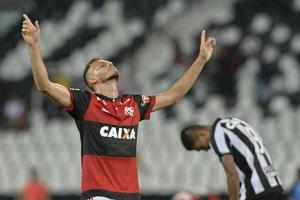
[95,93,121,102]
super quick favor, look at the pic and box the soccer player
[21,14,216,200]
[180,117,283,200]
[16,168,50,200]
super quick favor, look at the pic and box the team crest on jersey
[264,165,277,177]
[141,95,150,106]
[124,106,134,116]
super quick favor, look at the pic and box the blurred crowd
[2,0,300,130]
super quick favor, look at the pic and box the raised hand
[22,14,40,46]
[198,30,216,63]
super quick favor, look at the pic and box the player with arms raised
[22,14,216,200]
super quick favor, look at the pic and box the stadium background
[0,0,299,199]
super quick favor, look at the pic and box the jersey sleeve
[210,124,232,159]
[64,88,91,119]
[133,95,156,121]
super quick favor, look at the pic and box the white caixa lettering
[99,126,136,140]
[100,126,109,137]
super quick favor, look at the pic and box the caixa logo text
[100,126,136,140]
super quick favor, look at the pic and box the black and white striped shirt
[210,117,283,200]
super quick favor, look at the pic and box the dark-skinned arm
[221,154,240,200]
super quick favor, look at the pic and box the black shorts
[253,190,284,200]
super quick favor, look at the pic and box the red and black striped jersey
[64,88,156,200]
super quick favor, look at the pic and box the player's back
[211,117,283,200]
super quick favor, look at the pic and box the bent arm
[22,14,71,107]
[152,31,216,111]
[221,154,240,200]
[153,58,206,111]
[28,44,71,107]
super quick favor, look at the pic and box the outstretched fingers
[200,30,216,49]
[201,30,206,46]
[22,14,32,23]
[22,14,35,29]
[22,14,40,34]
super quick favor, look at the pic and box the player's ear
[89,76,98,87]
[86,74,97,89]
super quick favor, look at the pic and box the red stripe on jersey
[81,155,139,193]
[83,95,141,126]
[144,96,156,120]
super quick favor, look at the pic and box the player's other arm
[152,31,216,111]
[221,154,240,200]
[22,14,71,107]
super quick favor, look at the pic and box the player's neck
[93,79,119,99]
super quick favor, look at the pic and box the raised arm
[22,14,71,107]
[221,154,240,200]
[152,30,216,111]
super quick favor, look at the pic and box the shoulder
[214,117,245,130]
[69,88,92,97]
[69,88,90,93]
[212,118,227,133]
[210,118,233,142]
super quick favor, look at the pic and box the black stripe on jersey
[82,189,140,200]
[222,124,272,193]
[237,121,281,187]
[67,89,92,120]
[82,121,138,157]
[251,186,283,200]
[232,146,256,199]
[75,119,85,155]
[262,153,281,186]
[238,121,265,155]
[225,134,231,151]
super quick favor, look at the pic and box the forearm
[167,57,207,102]
[27,43,51,91]
[152,31,215,111]
[227,175,240,200]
